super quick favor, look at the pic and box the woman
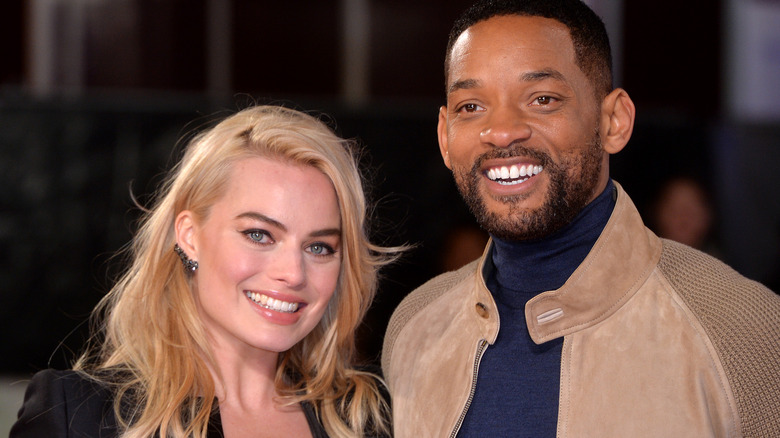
[12,105,398,437]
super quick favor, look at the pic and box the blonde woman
[12,105,397,437]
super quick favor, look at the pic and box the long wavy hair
[74,105,397,437]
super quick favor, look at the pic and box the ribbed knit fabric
[457,182,616,437]
[658,240,780,437]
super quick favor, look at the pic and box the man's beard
[452,131,604,241]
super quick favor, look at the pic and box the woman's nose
[267,246,305,288]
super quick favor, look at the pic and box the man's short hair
[445,0,613,99]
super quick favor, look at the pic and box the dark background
[1,0,778,375]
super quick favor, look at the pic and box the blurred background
[2,0,779,430]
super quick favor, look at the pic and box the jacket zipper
[449,339,488,438]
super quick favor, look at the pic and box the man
[381,0,780,437]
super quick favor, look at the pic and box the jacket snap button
[475,302,489,318]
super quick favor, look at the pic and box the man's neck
[488,180,616,300]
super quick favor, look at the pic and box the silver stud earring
[174,243,198,273]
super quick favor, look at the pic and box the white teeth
[486,164,543,182]
[245,292,299,313]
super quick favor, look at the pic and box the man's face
[439,15,610,241]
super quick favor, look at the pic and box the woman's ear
[175,210,197,258]
[600,88,636,155]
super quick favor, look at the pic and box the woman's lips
[244,291,300,313]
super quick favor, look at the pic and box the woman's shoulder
[10,369,119,438]
[23,369,115,403]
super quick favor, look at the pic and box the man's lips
[485,163,543,185]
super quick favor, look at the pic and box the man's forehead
[447,15,577,83]
[453,15,573,57]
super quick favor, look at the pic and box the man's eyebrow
[447,78,481,95]
[521,69,566,83]
[447,69,567,96]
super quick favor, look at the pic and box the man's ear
[600,88,635,155]
[437,106,453,169]
[175,210,198,258]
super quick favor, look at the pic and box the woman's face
[179,157,342,357]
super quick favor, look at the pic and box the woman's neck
[205,332,280,409]
[206,335,312,437]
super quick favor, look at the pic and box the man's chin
[474,196,576,241]
[477,216,544,241]
[473,205,539,241]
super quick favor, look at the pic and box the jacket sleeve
[10,369,117,438]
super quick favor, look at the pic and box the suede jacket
[382,183,780,438]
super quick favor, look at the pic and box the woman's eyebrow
[311,228,341,238]
[237,212,341,238]
[236,212,286,231]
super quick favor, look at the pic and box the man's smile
[485,164,543,185]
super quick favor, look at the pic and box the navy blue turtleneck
[457,180,617,437]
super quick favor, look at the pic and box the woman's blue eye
[308,243,334,256]
[244,230,270,243]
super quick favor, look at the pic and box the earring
[174,243,198,273]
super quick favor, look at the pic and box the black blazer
[10,369,328,437]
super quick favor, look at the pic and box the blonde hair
[74,105,397,437]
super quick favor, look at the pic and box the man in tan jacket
[382,0,780,436]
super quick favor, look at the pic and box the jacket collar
[466,244,501,343]
[473,181,662,344]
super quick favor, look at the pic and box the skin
[175,157,342,437]
[438,15,635,240]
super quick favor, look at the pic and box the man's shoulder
[657,239,780,436]
[381,259,479,372]
[657,238,778,310]
[656,238,780,330]
[399,260,479,315]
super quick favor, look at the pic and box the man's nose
[479,108,532,148]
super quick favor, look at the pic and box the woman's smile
[178,156,342,354]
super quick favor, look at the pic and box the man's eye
[535,96,554,105]
[458,103,481,113]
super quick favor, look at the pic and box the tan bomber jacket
[382,182,780,437]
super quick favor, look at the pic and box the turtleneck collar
[488,180,616,307]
